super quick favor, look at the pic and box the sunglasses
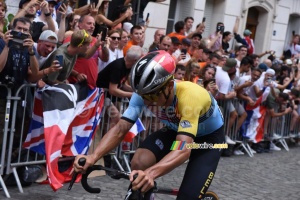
[141,86,166,102]
[110,36,121,41]
[77,30,89,47]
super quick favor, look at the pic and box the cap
[46,0,58,5]
[39,30,58,43]
[182,38,191,46]
[258,63,268,71]
[19,0,31,9]
[285,59,292,65]
[222,58,237,72]
[265,68,275,76]
[171,37,181,45]
[244,29,252,36]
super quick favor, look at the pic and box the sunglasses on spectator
[110,36,121,41]
[77,30,89,47]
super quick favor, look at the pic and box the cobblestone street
[2,146,300,200]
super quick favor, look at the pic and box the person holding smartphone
[64,15,109,89]
[209,22,224,52]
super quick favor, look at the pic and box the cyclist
[73,50,224,200]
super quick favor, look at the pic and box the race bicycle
[69,158,219,200]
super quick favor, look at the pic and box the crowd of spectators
[0,0,300,165]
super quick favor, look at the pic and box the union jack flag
[23,83,105,191]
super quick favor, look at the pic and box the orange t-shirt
[123,40,139,56]
[199,62,207,69]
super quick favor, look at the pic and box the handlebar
[81,164,131,193]
[74,158,163,197]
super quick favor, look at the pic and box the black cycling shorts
[138,126,225,200]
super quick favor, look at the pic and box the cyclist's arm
[90,119,133,164]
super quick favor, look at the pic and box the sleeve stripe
[121,116,135,124]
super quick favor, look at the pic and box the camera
[8,30,29,50]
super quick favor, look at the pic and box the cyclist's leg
[131,127,177,170]
[177,126,225,200]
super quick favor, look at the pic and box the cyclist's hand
[72,155,94,174]
[129,170,154,193]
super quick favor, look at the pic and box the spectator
[64,13,80,38]
[264,89,292,151]
[243,29,255,55]
[215,58,237,145]
[80,1,132,35]
[173,37,191,66]
[156,35,171,52]
[174,64,186,80]
[235,45,248,67]
[148,29,165,52]
[34,0,59,33]
[184,16,194,36]
[40,29,93,86]
[222,31,232,55]
[118,29,129,52]
[123,25,143,56]
[34,30,58,66]
[13,0,56,42]
[209,22,224,52]
[167,20,186,42]
[0,1,7,38]
[0,17,39,87]
[284,34,300,58]
[199,65,218,96]
[98,29,123,72]
[96,45,143,127]
[66,15,109,89]
[111,4,134,31]
[184,59,200,83]
[188,33,201,56]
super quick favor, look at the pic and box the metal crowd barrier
[0,84,298,198]
[0,84,12,198]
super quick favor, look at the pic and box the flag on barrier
[23,83,104,191]
[242,87,270,143]
[123,118,146,143]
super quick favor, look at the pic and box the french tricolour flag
[123,118,145,142]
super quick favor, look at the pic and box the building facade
[7,0,300,58]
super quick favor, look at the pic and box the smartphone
[181,49,187,55]
[202,17,206,23]
[145,13,150,21]
[100,27,108,41]
[197,78,203,86]
[55,55,63,67]
[217,25,224,33]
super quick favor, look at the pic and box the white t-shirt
[216,66,230,95]
[98,48,123,72]
[238,75,257,100]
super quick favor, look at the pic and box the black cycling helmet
[130,50,176,95]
